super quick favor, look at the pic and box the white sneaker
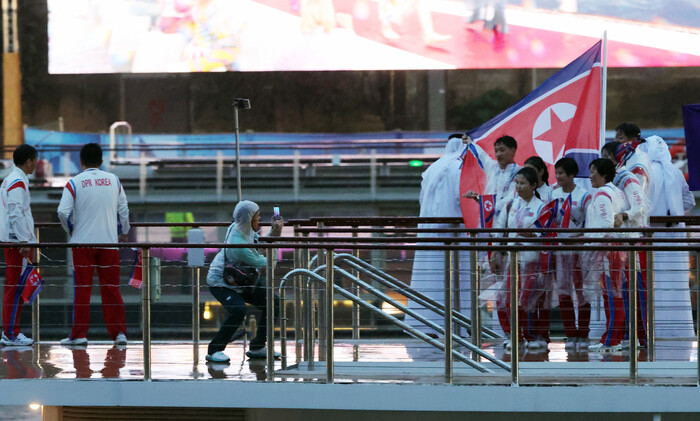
[505,340,527,352]
[246,346,281,359]
[588,342,620,352]
[115,332,127,345]
[565,337,577,350]
[536,339,549,350]
[503,339,511,349]
[527,340,541,350]
[60,337,88,346]
[1,333,33,346]
[577,337,590,349]
[206,351,230,363]
[12,333,33,346]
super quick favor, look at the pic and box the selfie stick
[233,98,251,202]
[233,105,242,202]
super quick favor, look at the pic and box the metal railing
[6,217,700,386]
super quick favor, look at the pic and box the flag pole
[600,31,608,148]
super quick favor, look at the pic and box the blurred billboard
[48,0,700,73]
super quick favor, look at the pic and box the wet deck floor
[0,338,697,384]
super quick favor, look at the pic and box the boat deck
[1,337,697,385]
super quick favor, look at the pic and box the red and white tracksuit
[585,182,625,346]
[552,185,591,340]
[614,168,650,345]
[0,167,36,340]
[57,168,130,340]
[494,195,549,342]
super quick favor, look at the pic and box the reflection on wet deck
[0,338,697,385]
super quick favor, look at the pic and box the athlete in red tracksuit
[586,159,626,352]
[493,167,550,352]
[0,145,38,346]
[57,143,130,346]
[552,157,591,351]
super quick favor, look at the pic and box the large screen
[48,0,700,73]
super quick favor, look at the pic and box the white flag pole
[600,31,608,148]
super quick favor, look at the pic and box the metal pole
[629,250,638,383]
[325,248,335,383]
[192,267,200,366]
[304,246,313,365]
[646,248,655,361]
[266,248,275,380]
[352,227,360,340]
[452,238,461,337]
[317,223,326,360]
[510,251,519,386]
[32,227,40,342]
[444,246,453,384]
[470,248,481,361]
[294,228,303,363]
[696,250,700,387]
[234,107,242,202]
[142,247,152,381]
[215,151,223,202]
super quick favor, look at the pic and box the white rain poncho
[405,138,474,338]
[644,135,696,339]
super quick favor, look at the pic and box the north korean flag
[464,41,602,186]
[129,249,143,289]
[479,194,496,229]
[559,193,572,229]
[19,260,43,304]
[534,200,559,273]
[459,143,488,229]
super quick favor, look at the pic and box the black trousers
[208,278,279,355]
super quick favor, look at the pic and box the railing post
[629,250,638,384]
[444,245,453,384]
[192,266,200,366]
[470,245,481,361]
[293,228,303,364]
[646,246,655,362]
[304,245,314,366]
[325,248,335,383]
[32,227,40,343]
[696,250,700,387]
[510,251,519,386]
[142,247,152,381]
[452,231,461,337]
[267,247,276,380]
[352,226,360,341]
[317,223,326,360]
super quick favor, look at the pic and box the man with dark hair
[461,134,520,221]
[57,143,130,347]
[0,144,38,346]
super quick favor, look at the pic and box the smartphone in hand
[273,205,281,219]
